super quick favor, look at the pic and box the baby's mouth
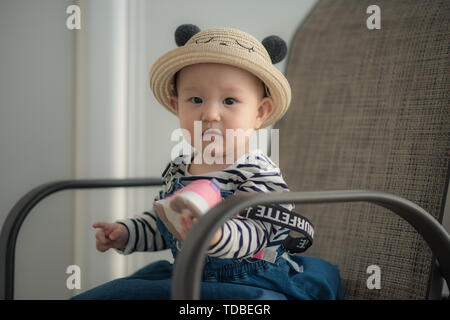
[202,129,223,141]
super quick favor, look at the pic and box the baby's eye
[223,97,236,105]
[190,97,203,104]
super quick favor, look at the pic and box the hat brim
[150,44,291,128]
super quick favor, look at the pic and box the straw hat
[149,24,291,128]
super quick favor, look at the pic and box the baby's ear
[255,97,275,129]
[175,24,201,46]
[170,96,179,113]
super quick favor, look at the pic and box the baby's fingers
[92,221,108,230]
[93,221,114,237]
[179,211,196,239]
[95,230,112,252]
[109,228,120,241]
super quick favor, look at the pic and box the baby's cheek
[181,129,193,145]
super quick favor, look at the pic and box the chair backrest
[275,0,449,299]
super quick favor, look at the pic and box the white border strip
[73,0,128,294]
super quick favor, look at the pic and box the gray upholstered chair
[1,0,449,300]
[274,0,450,300]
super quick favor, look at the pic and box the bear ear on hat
[262,35,287,64]
[175,24,201,46]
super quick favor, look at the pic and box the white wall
[72,0,130,296]
[0,0,75,299]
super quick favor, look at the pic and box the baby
[74,25,343,300]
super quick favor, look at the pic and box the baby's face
[170,63,273,163]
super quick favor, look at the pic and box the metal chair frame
[1,178,449,299]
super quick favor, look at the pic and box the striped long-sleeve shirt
[117,148,295,261]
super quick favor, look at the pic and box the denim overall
[72,177,344,300]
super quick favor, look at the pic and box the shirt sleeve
[115,211,169,255]
[207,159,294,259]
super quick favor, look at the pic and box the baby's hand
[92,221,128,252]
[178,210,222,247]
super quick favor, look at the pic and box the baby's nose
[201,103,221,122]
